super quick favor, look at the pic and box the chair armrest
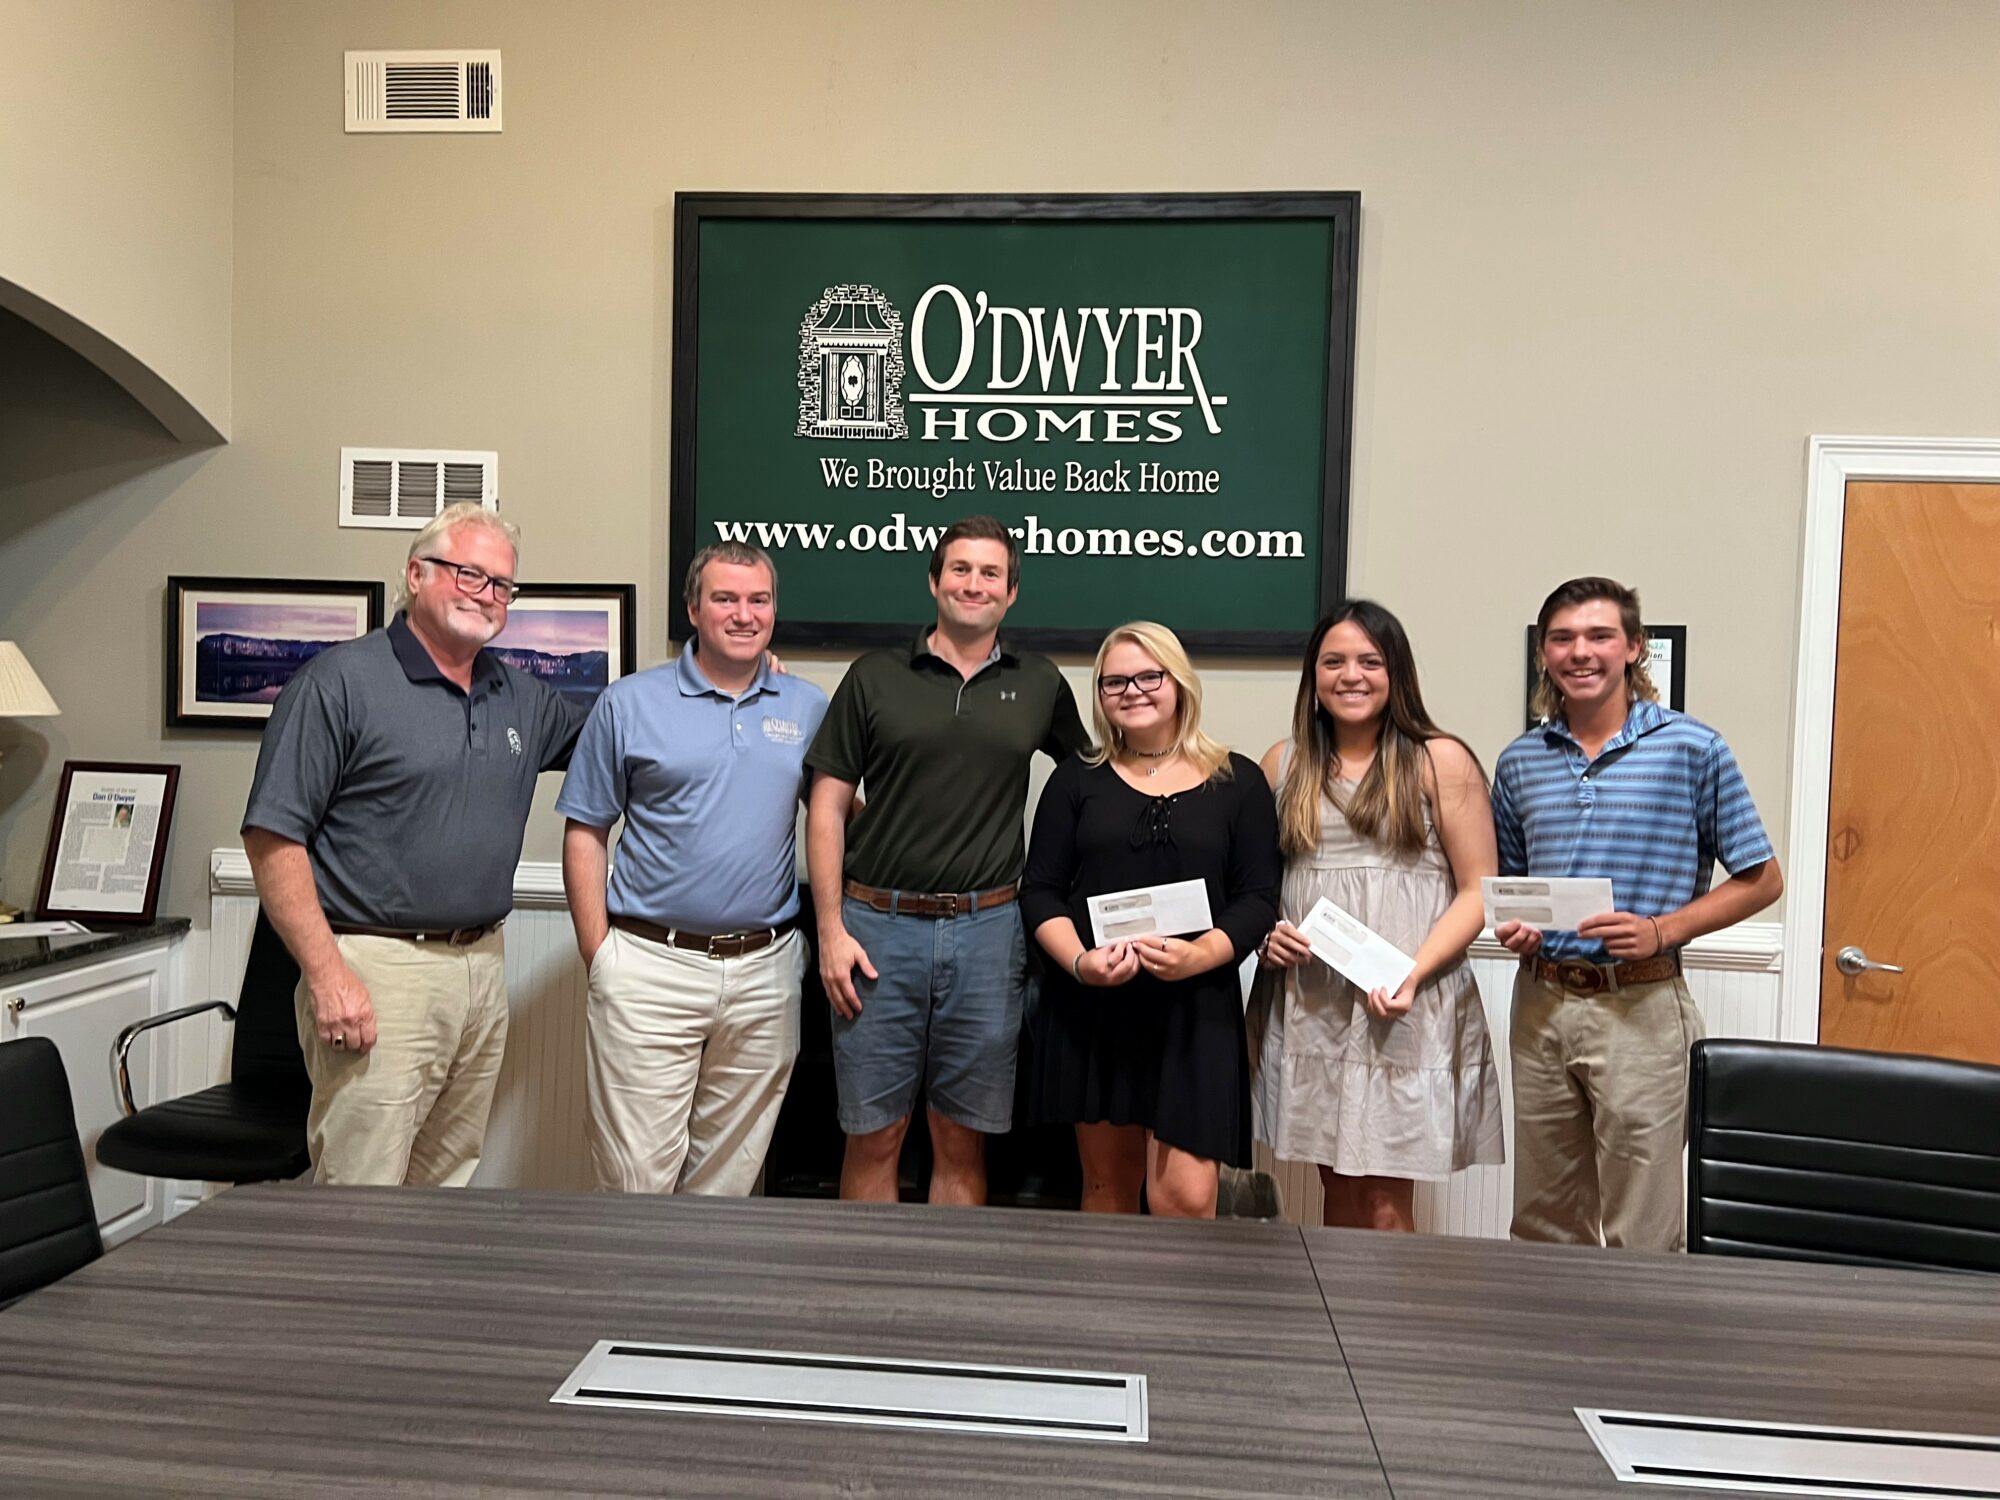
[109,1000,238,1118]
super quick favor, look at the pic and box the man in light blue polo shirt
[558,542,827,1195]
[1493,576,1781,1251]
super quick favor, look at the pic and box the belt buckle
[937,893,962,918]
[447,925,478,946]
[1555,959,1602,994]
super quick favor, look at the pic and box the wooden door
[1820,480,2000,1063]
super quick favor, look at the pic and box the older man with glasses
[242,503,590,1186]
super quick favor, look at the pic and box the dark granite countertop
[0,917,190,979]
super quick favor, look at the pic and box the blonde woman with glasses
[1020,622,1280,1218]
[1246,601,1504,1232]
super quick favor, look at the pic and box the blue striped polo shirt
[1491,699,1774,962]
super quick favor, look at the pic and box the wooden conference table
[2,1187,1997,1497]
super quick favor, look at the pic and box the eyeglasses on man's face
[420,556,519,604]
[1098,669,1167,698]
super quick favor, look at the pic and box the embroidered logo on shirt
[999,690,1018,701]
[507,727,523,756]
[761,716,803,746]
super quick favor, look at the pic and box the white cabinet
[2,941,178,1246]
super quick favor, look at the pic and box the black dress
[1020,752,1281,1166]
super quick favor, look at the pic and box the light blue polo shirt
[555,650,827,931]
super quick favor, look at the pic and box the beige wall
[5,0,2000,926]
[0,0,233,441]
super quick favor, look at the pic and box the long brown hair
[1277,601,1480,857]
[1528,575,1658,723]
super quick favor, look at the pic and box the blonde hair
[1084,621,1233,782]
[397,504,521,606]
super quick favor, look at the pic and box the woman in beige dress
[1247,601,1505,1231]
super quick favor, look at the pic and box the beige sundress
[1246,765,1505,1180]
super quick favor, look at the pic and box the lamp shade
[0,643,59,717]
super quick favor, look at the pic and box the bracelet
[1071,950,1085,984]
[1647,915,1665,956]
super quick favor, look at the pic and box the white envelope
[1481,876,1616,932]
[1087,878,1214,947]
[1298,897,1416,996]
[0,920,88,938]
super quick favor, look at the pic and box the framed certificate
[34,761,180,923]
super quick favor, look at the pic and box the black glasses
[1098,669,1167,698]
[420,556,519,604]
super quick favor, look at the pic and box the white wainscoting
[210,850,1780,1236]
[1254,928,1784,1237]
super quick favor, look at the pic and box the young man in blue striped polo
[1492,577,1782,1250]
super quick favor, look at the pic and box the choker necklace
[1130,745,1174,777]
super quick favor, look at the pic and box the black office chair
[96,910,310,1185]
[1688,1037,2000,1273]
[0,1036,103,1308]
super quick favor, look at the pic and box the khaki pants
[1508,969,1703,1251]
[294,931,509,1187]
[585,925,803,1196]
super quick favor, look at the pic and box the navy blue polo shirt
[242,613,588,929]
[555,649,827,931]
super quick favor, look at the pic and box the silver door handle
[4,997,20,1017]
[1835,945,1904,976]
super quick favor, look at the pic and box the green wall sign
[670,193,1359,654]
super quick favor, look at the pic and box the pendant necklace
[1133,745,1174,778]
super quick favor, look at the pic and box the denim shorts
[829,895,1027,1135]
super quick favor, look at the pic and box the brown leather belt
[329,920,502,946]
[842,880,1017,919]
[1522,951,1682,994]
[611,914,797,959]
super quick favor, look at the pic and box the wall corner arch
[0,277,226,448]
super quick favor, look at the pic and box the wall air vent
[340,448,498,530]
[345,50,501,133]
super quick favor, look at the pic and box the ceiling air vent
[345,50,501,133]
[340,448,499,530]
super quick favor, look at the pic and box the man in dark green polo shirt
[805,515,1090,1205]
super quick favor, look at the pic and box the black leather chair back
[0,1036,103,1307]
[230,909,306,1097]
[1688,1038,2000,1273]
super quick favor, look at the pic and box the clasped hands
[1075,934,1211,986]
[1494,910,1665,961]
[1258,920,1416,1019]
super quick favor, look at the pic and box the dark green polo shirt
[242,613,588,929]
[804,630,1091,893]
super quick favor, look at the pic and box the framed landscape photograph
[488,583,636,709]
[35,761,180,923]
[168,577,386,729]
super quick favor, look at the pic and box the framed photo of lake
[488,583,636,709]
[167,577,386,729]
